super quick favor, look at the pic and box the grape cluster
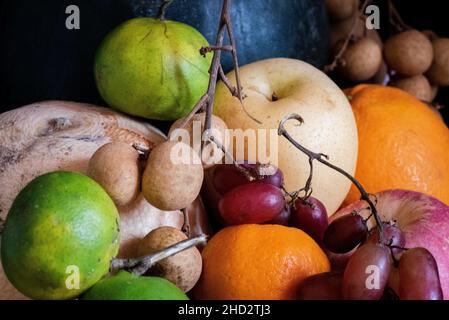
[212,162,443,300]
[299,213,443,300]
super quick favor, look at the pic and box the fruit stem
[110,234,208,276]
[209,136,257,181]
[324,0,372,73]
[181,207,190,237]
[178,0,260,133]
[387,0,412,33]
[278,114,384,243]
[157,0,174,20]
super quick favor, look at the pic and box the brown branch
[218,64,238,97]
[202,0,231,138]
[209,135,257,181]
[110,234,208,275]
[200,45,234,56]
[388,0,412,33]
[181,207,190,237]
[278,114,384,243]
[224,9,244,104]
[180,0,263,136]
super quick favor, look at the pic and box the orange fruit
[344,84,449,205]
[194,224,330,300]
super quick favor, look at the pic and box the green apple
[94,17,212,120]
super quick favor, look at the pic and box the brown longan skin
[87,142,140,207]
[337,37,382,82]
[169,112,229,169]
[427,38,449,86]
[390,74,433,102]
[137,226,202,292]
[384,30,434,76]
[326,0,359,21]
[330,14,364,48]
[372,60,388,84]
[142,141,204,211]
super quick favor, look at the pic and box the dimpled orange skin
[194,224,330,300]
[344,84,449,206]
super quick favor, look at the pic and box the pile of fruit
[326,0,449,107]
[1,0,449,301]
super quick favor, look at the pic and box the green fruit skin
[94,17,212,121]
[1,171,120,300]
[81,271,188,300]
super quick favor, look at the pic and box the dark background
[0,0,447,126]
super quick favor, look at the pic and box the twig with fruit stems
[324,0,372,73]
[208,136,257,181]
[110,234,208,275]
[179,0,260,131]
[278,113,384,243]
[388,0,411,33]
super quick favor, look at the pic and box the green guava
[81,271,188,300]
[1,171,120,300]
[94,17,212,121]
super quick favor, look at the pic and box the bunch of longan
[326,0,449,104]
[326,0,384,83]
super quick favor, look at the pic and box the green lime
[81,271,188,300]
[1,171,120,300]
[94,17,212,120]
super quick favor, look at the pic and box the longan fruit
[330,13,365,48]
[422,29,439,42]
[384,30,434,76]
[326,0,359,21]
[426,38,449,86]
[138,226,202,292]
[372,60,388,84]
[87,142,140,207]
[169,113,229,169]
[389,74,433,101]
[336,37,382,82]
[142,141,204,211]
[429,85,439,101]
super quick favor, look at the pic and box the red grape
[365,222,406,256]
[398,247,443,300]
[212,164,249,194]
[297,272,343,300]
[342,243,391,300]
[323,213,368,253]
[243,163,284,187]
[212,163,283,195]
[289,196,328,245]
[265,205,290,226]
[218,182,285,225]
[326,249,354,271]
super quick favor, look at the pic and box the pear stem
[110,234,208,276]
[278,114,384,243]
